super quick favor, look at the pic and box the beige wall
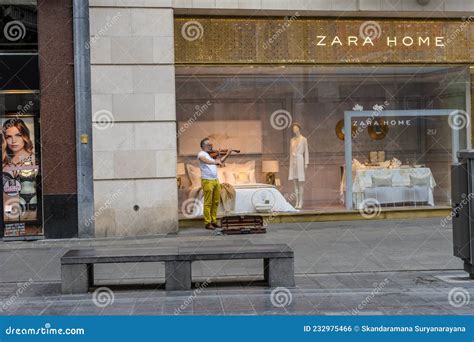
[90,3,177,237]
[90,0,473,14]
[172,0,473,15]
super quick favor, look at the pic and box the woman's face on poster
[5,126,25,154]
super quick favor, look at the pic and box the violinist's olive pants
[201,179,220,225]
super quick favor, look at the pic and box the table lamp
[262,160,279,185]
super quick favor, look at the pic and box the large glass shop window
[175,66,469,216]
[0,93,41,238]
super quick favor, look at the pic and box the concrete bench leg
[165,261,192,291]
[264,258,270,282]
[61,264,93,294]
[264,258,295,288]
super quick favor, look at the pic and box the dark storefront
[0,1,78,240]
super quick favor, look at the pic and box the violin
[209,149,240,159]
[209,149,240,167]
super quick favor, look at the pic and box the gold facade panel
[175,17,474,64]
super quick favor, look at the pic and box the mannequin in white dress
[288,123,309,209]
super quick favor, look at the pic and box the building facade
[1,0,473,239]
[89,0,474,238]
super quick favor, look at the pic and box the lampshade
[177,162,186,175]
[261,160,279,173]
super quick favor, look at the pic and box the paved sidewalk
[0,217,471,315]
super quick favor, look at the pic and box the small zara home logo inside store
[352,119,412,127]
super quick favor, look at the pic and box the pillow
[409,174,430,187]
[371,175,392,187]
[224,171,236,185]
[225,161,256,183]
[234,171,251,184]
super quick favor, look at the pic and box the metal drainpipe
[73,0,94,238]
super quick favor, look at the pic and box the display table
[340,167,436,209]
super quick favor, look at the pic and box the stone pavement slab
[0,270,471,315]
[0,218,469,315]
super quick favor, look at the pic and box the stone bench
[60,243,294,293]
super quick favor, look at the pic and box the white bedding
[189,183,297,216]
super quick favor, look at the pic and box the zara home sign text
[314,35,445,47]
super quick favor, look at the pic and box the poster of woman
[1,117,39,224]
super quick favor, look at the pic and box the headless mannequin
[289,124,308,209]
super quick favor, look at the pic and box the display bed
[188,183,297,216]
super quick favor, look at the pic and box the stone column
[89,1,177,237]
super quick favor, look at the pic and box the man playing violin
[198,137,233,229]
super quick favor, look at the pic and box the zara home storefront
[174,16,472,220]
[89,0,474,238]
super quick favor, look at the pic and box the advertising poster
[1,117,41,237]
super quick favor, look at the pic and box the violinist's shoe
[205,223,214,230]
[211,222,221,228]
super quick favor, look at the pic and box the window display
[343,109,466,210]
[176,65,469,215]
